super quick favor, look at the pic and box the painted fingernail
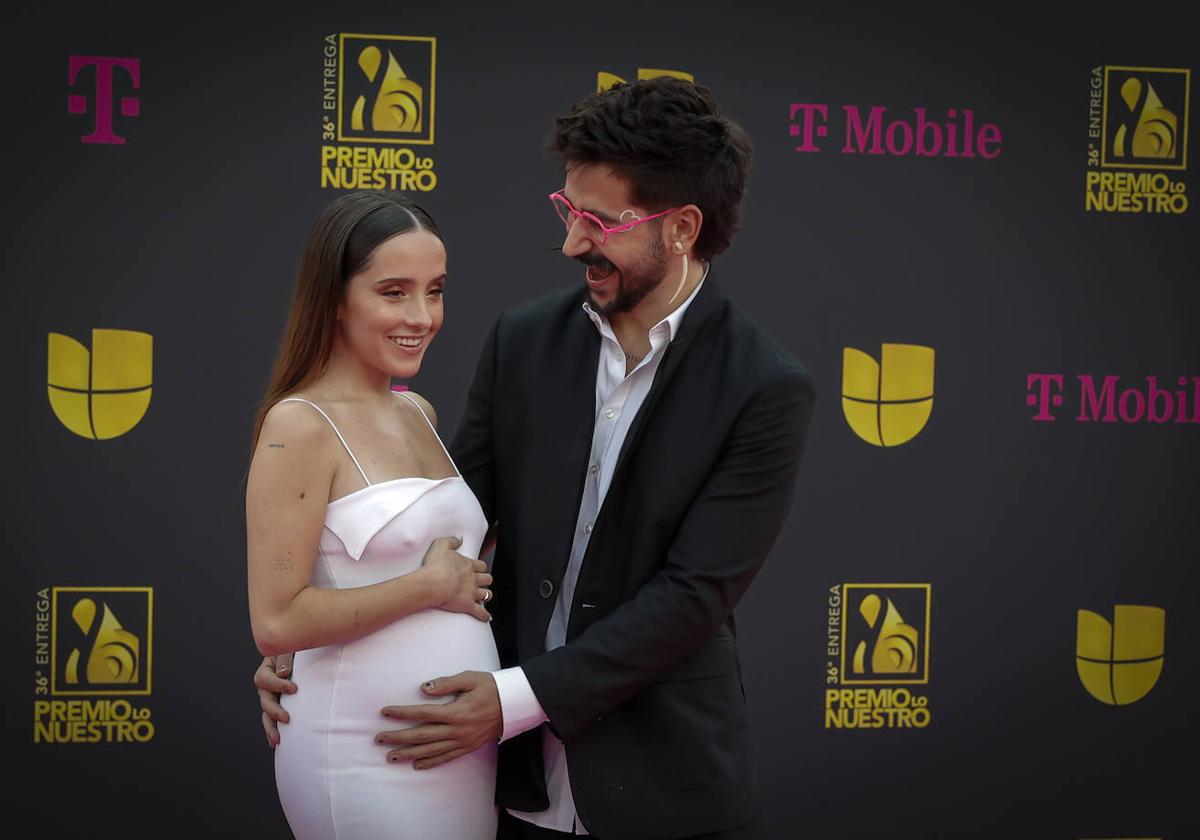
[414,761,426,770]
[389,755,400,763]
[422,681,434,691]
[376,736,384,744]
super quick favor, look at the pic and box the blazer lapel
[610,276,726,480]
[540,297,602,558]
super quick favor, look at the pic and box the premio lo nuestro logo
[1076,605,1164,705]
[1085,65,1190,214]
[33,587,156,744]
[67,56,140,144]
[320,33,437,192]
[842,344,935,446]
[824,584,932,729]
[47,329,153,439]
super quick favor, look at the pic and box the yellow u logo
[47,329,152,439]
[597,68,694,93]
[842,344,935,447]
[1076,605,1165,705]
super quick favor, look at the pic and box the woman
[245,191,499,839]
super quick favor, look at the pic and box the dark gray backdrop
[7,3,1197,838]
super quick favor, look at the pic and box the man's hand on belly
[377,671,502,769]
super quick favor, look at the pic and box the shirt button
[584,523,593,534]
[539,579,554,599]
[604,408,616,419]
[589,463,599,475]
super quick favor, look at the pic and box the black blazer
[451,275,815,839]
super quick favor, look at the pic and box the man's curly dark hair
[547,76,753,261]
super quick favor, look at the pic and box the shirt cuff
[491,666,548,743]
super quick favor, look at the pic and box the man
[257,77,814,839]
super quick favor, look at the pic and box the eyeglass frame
[548,189,681,245]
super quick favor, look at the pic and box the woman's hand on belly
[421,536,493,622]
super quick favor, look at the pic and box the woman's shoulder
[259,395,340,447]
[395,389,438,427]
[248,396,342,489]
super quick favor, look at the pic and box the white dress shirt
[491,273,708,834]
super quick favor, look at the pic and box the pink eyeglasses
[549,189,679,245]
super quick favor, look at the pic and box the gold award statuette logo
[842,344,935,447]
[47,329,152,439]
[1085,65,1190,214]
[597,68,693,92]
[824,584,932,729]
[1076,604,1165,705]
[320,33,437,192]
[34,587,155,743]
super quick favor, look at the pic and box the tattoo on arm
[274,558,294,572]
[268,442,285,448]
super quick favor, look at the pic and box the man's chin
[584,284,617,314]
[586,293,613,314]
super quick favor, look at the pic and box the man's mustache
[576,253,616,279]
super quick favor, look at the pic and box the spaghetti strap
[394,391,461,477]
[277,398,371,487]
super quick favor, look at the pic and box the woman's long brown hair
[250,191,444,454]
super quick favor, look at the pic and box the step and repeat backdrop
[6,4,1196,838]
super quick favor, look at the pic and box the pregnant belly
[281,609,500,733]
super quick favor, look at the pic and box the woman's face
[336,229,446,380]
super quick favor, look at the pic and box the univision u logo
[842,344,935,446]
[1076,605,1165,705]
[597,67,693,92]
[47,329,152,439]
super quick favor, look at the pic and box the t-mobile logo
[1027,373,1200,423]
[67,56,140,144]
[1026,374,1065,421]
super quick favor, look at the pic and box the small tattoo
[268,443,285,448]
[274,558,293,571]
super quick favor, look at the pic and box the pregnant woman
[245,191,499,839]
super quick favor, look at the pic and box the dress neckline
[326,475,460,508]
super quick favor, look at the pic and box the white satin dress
[273,393,499,840]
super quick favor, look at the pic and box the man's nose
[560,217,594,258]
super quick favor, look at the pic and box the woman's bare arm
[246,402,490,657]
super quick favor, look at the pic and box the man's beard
[577,237,669,315]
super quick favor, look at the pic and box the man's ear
[667,205,703,255]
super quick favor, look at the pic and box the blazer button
[539,579,554,599]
